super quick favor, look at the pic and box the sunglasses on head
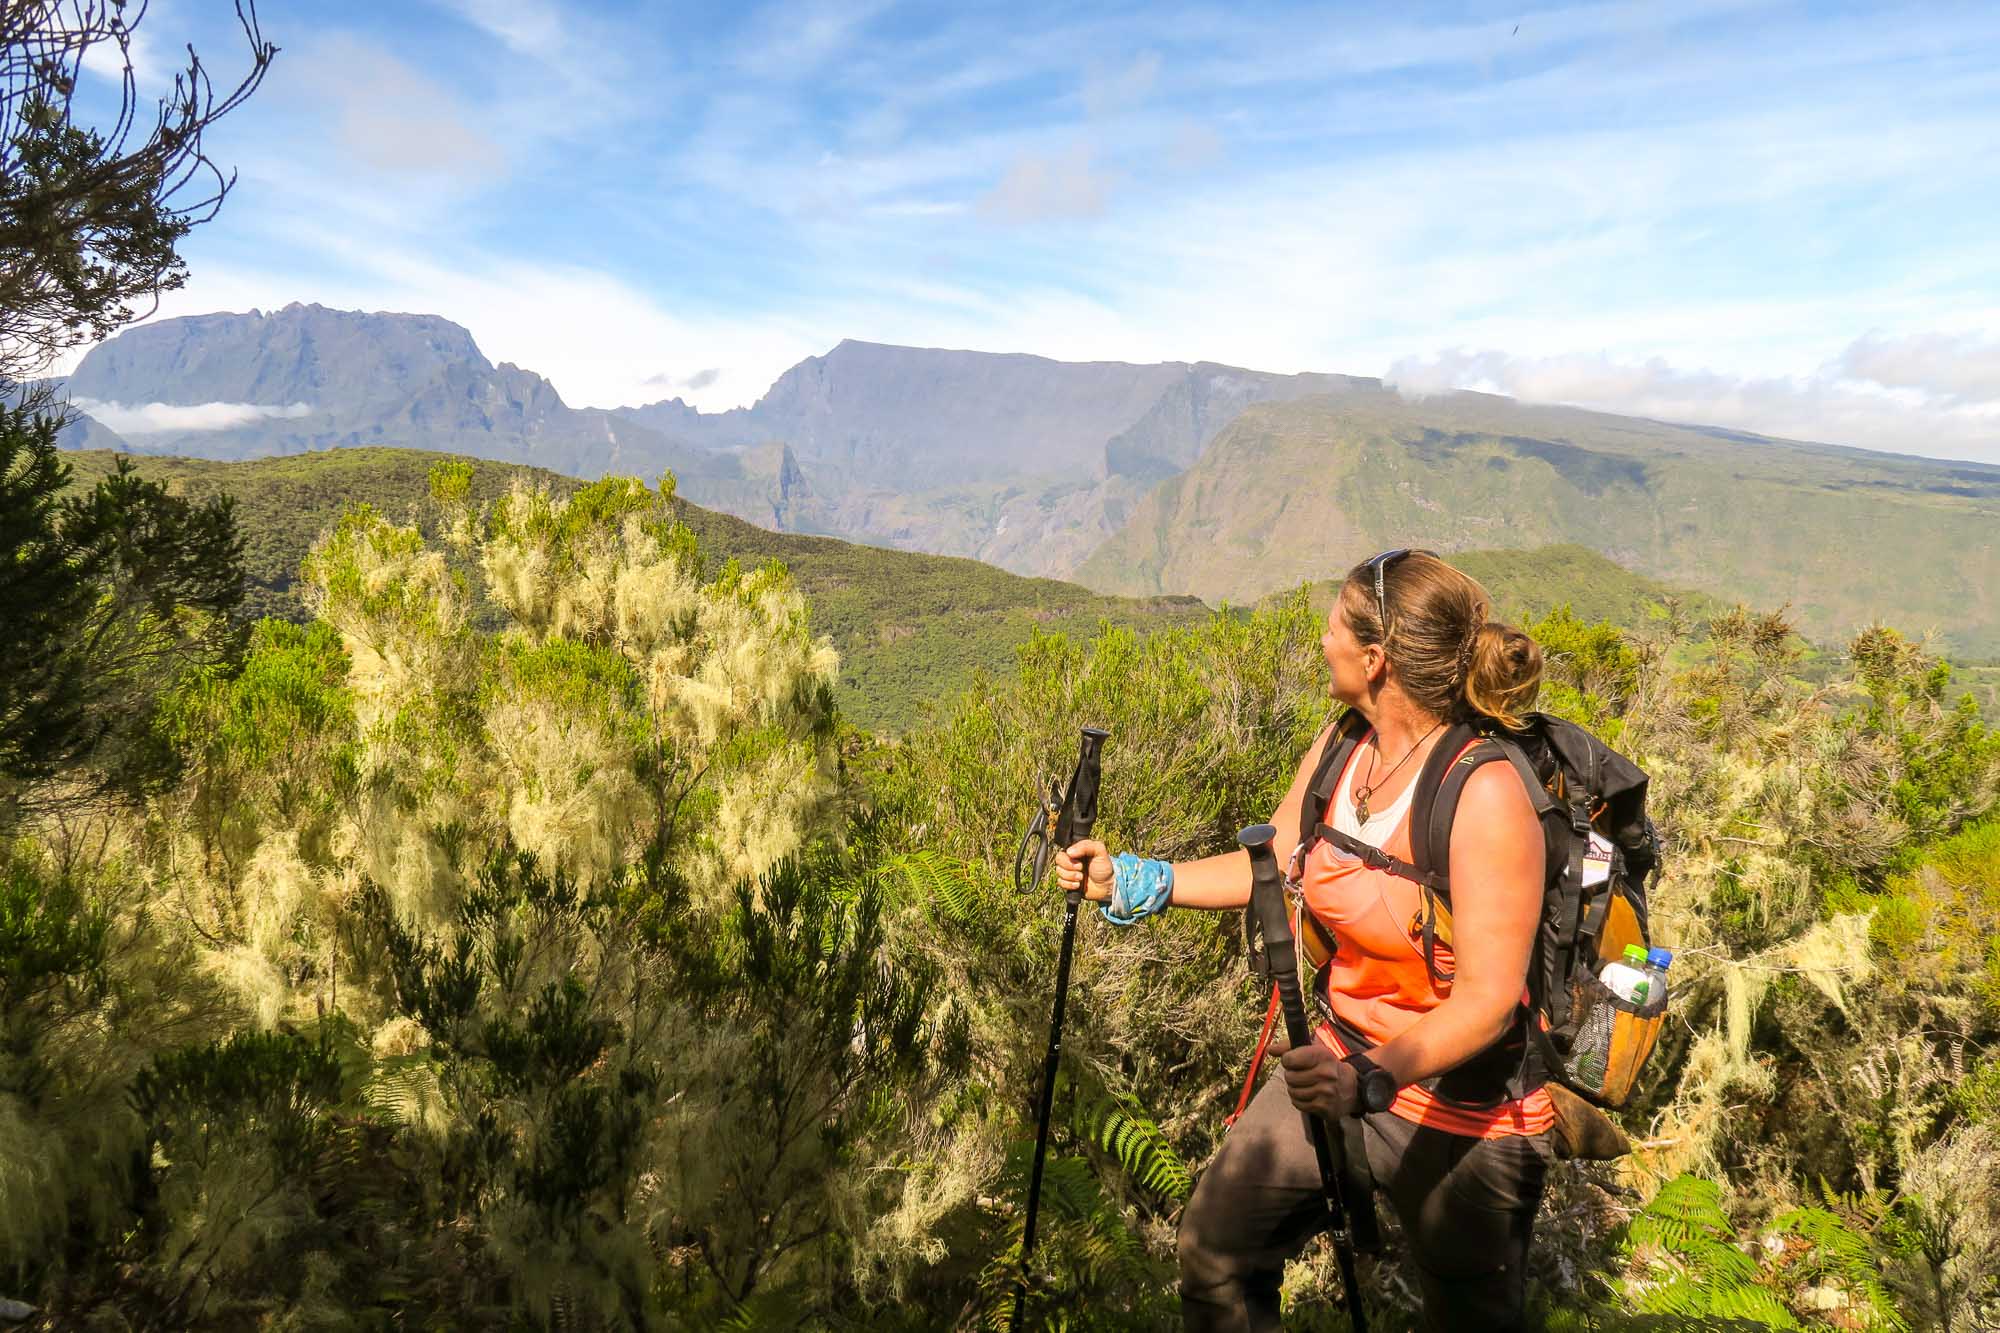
[1361,547,1435,639]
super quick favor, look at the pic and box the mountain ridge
[51,304,2000,655]
[1077,391,2000,655]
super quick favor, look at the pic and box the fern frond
[878,849,990,926]
[1623,1174,1797,1329]
[360,1057,446,1133]
[1776,1206,1909,1332]
[1084,1094,1193,1202]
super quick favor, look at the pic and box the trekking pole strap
[1241,827,1383,1279]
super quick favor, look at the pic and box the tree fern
[360,1056,445,1133]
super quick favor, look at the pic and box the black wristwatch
[1344,1052,1397,1117]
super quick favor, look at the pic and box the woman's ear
[1363,642,1389,686]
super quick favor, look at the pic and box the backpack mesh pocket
[1560,967,1665,1108]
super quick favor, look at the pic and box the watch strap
[1343,1051,1397,1116]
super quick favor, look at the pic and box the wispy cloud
[732,0,895,80]
[980,145,1116,222]
[294,33,503,179]
[78,15,166,88]
[643,367,722,392]
[431,0,567,57]
[65,1,2000,463]
[74,399,314,435]
[1082,50,1161,116]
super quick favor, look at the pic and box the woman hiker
[1055,549,1554,1332]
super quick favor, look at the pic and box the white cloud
[1837,332,2000,405]
[979,144,1115,222]
[75,399,314,435]
[733,0,895,80]
[1384,346,2000,464]
[432,0,567,57]
[78,8,167,88]
[642,367,722,393]
[1082,50,1162,116]
[293,33,504,179]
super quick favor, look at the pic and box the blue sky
[63,0,2000,462]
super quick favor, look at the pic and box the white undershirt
[1330,733,1419,843]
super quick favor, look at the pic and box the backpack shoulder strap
[1410,727,1560,888]
[1299,709,1447,894]
[1405,725,1560,989]
[1298,709,1368,852]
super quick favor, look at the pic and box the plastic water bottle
[1642,947,1673,1012]
[1599,944,1652,1005]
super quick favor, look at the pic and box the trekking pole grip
[1057,726,1109,898]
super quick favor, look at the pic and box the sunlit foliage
[2,467,1996,1327]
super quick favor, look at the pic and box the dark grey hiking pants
[1177,1075,1552,1332]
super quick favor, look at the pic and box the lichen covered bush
[1,468,964,1327]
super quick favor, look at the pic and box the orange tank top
[1299,730,1555,1139]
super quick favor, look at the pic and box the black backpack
[1276,708,1665,1110]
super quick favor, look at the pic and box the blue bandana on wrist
[1101,853,1173,926]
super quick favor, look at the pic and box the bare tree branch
[0,0,276,392]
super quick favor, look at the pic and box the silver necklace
[1353,721,1443,823]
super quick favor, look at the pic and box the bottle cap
[1623,944,1648,964]
[1647,947,1673,969]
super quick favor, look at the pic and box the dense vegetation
[4,432,1998,1328]
[59,448,1211,735]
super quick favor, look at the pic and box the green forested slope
[59,448,1210,733]
[1270,542,1730,628]
[1078,391,2000,655]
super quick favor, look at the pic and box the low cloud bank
[73,399,315,436]
[1386,334,2000,465]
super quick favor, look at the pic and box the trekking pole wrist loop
[1101,853,1173,925]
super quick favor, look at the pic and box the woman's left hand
[1274,1036,1359,1120]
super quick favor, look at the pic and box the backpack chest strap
[1312,824,1448,892]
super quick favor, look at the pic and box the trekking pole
[1011,725,1110,1332]
[1239,823,1375,1333]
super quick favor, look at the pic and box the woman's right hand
[1054,839,1114,902]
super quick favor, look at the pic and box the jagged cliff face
[68,304,486,422]
[624,339,1193,488]
[613,343,1384,571]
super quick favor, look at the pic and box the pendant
[1354,786,1373,823]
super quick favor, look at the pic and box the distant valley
[51,303,2000,656]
